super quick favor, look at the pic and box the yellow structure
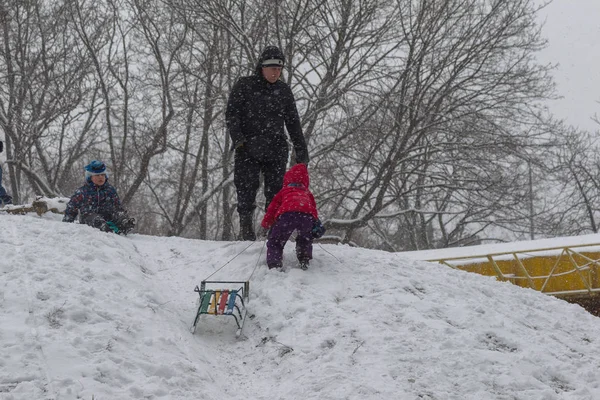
[424,243,600,299]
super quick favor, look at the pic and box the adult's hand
[231,140,245,152]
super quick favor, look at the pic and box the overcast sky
[537,0,600,132]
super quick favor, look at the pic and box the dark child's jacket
[63,179,123,223]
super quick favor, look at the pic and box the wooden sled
[190,280,249,337]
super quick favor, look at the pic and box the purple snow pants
[266,211,314,269]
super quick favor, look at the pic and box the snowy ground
[2,213,600,399]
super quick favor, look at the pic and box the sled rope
[318,243,342,263]
[203,241,256,281]
[249,239,267,280]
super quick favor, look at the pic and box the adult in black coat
[226,45,309,240]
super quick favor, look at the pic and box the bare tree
[309,0,556,248]
[0,1,98,202]
[0,0,580,252]
[69,0,181,208]
[539,124,600,236]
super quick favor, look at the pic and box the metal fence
[426,243,600,299]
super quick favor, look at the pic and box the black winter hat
[259,46,284,67]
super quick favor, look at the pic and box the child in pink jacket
[261,163,318,270]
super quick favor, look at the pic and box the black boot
[239,213,256,241]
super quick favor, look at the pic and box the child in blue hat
[63,160,135,234]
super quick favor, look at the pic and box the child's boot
[268,262,283,270]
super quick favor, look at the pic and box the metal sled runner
[190,280,249,337]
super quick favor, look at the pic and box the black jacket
[226,71,308,164]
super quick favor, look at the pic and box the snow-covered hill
[2,213,600,399]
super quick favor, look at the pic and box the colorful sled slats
[199,291,213,314]
[217,290,229,315]
[225,290,238,315]
[207,291,219,314]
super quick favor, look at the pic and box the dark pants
[234,148,287,215]
[267,212,314,268]
[81,213,111,231]
[0,165,12,205]
[81,211,134,234]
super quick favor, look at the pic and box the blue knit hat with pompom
[85,160,108,181]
